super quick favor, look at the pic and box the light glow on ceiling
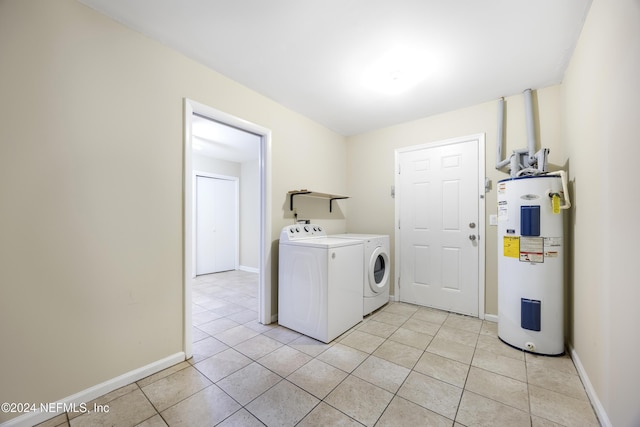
[362,47,434,95]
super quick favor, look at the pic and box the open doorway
[183,99,272,359]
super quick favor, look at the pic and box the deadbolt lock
[469,222,476,229]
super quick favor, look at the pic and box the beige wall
[346,86,563,315]
[0,0,347,422]
[562,0,640,425]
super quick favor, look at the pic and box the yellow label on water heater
[552,194,561,214]
[503,236,519,258]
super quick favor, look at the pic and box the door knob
[469,235,476,241]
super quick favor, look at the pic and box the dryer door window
[369,247,390,293]
[373,255,385,283]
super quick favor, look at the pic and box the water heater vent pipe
[495,89,548,177]
[496,98,510,169]
[523,88,536,162]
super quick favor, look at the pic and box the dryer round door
[368,246,390,293]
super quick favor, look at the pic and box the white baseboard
[1,352,185,427]
[484,313,498,323]
[568,344,611,427]
[239,265,259,274]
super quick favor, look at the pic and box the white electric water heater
[497,175,565,355]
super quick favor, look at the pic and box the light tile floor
[39,270,600,427]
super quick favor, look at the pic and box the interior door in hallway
[196,175,238,275]
[398,136,481,316]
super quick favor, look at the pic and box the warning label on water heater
[503,236,519,258]
[519,237,544,263]
[544,237,562,258]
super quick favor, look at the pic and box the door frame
[193,172,240,275]
[394,133,486,319]
[184,98,272,359]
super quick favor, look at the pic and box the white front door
[397,135,483,316]
[196,175,238,275]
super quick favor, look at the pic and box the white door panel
[196,175,237,275]
[398,136,481,316]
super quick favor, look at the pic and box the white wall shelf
[288,190,349,213]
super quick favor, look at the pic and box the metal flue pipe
[496,97,511,170]
[496,97,505,166]
[523,89,536,161]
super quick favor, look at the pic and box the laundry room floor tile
[413,350,470,388]
[325,375,393,426]
[257,344,312,377]
[216,362,282,405]
[287,335,333,357]
[316,342,368,373]
[357,319,399,338]
[456,390,531,427]
[471,348,527,382]
[352,355,410,393]
[465,366,529,412]
[375,396,452,427]
[476,333,525,360]
[193,348,251,382]
[159,384,240,426]
[529,384,600,426]
[426,335,476,365]
[245,380,319,427]
[339,330,385,353]
[372,339,423,369]
[401,317,442,336]
[140,366,212,412]
[287,358,347,399]
[39,270,601,427]
[388,326,435,350]
[297,402,362,427]
[397,370,462,420]
[411,306,449,325]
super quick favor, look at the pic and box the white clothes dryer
[332,234,390,315]
[278,224,364,343]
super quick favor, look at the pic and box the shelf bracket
[329,197,348,212]
[289,191,311,211]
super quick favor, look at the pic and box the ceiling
[79,0,592,137]
[191,115,261,162]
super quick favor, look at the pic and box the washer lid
[332,233,388,240]
[282,237,363,248]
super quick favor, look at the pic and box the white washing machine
[332,234,390,315]
[278,224,364,343]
